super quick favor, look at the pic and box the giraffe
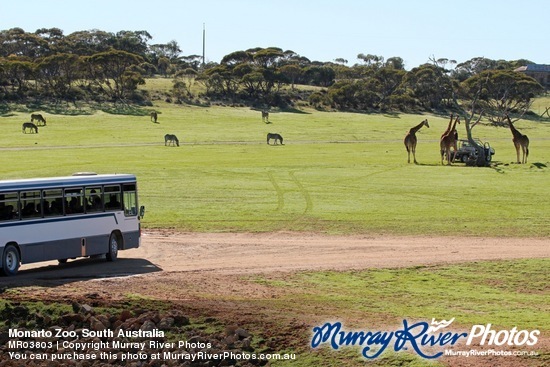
[404,119,429,164]
[440,115,460,165]
[506,115,529,164]
[440,114,454,140]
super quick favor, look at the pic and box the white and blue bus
[0,173,144,276]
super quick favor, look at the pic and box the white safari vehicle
[454,139,495,164]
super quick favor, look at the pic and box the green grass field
[251,259,548,330]
[1,98,549,237]
[1,91,549,366]
[248,259,549,366]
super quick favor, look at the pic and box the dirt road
[137,231,549,273]
[7,231,549,290]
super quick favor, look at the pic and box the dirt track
[137,231,549,273]
[8,231,550,291]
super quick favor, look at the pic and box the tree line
[0,27,544,122]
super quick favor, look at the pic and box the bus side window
[43,189,63,217]
[0,192,18,221]
[104,185,122,211]
[20,191,41,219]
[122,183,137,216]
[85,187,103,213]
[64,188,84,215]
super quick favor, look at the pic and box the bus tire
[106,233,119,262]
[2,245,20,276]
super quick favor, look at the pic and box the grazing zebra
[22,122,38,134]
[267,133,283,145]
[150,111,158,123]
[31,113,47,126]
[164,134,179,146]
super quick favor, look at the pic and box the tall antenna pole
[202,23,206,67]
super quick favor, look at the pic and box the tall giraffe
[404,119,429,164]
[440,114,454,140]
[440,115,460,165]
[506,115,529,164]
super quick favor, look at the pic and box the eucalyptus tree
[36,53,82,100]
[450,67,542,166]
[149,40,182,61]
[461,69,543,124]
[199,64,239,98]
[357,53,384,68]
[172,68,198,100]
[147,40,183,75]
[452,57,535,83]
[221,50,252,66]
[157,56,171,77]
[83,50,145,101]
[34,28,66,55]
[113,30,152,57]
[178,55,203,70]
[0,28,47,58]
[216,47,291,104]
[65,29,115,55]
[369,67,407,110]
[385,57,405,70]
[251,47,284,68]
[304,65,335,87]
[328,80,364,110]
[0,56,35,96]
[334,58,348,65]
[249,48,287,100]
[279,64,303,90]
[326,65,406,112]
[402,64,454,110]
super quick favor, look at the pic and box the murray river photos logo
[310,318,540,359]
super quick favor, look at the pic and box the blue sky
[1,0,547,69]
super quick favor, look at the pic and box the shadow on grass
[99,105,152,116]
[489,161,549,173]
[2,102,157,117]
[280,107,311,114]
[413,162,447,167]
[530,162,548,169]
[251,107,312,115]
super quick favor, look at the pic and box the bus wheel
[106,233,119,261]
[2,245,20,276]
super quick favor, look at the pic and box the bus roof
[0,174,137,192]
